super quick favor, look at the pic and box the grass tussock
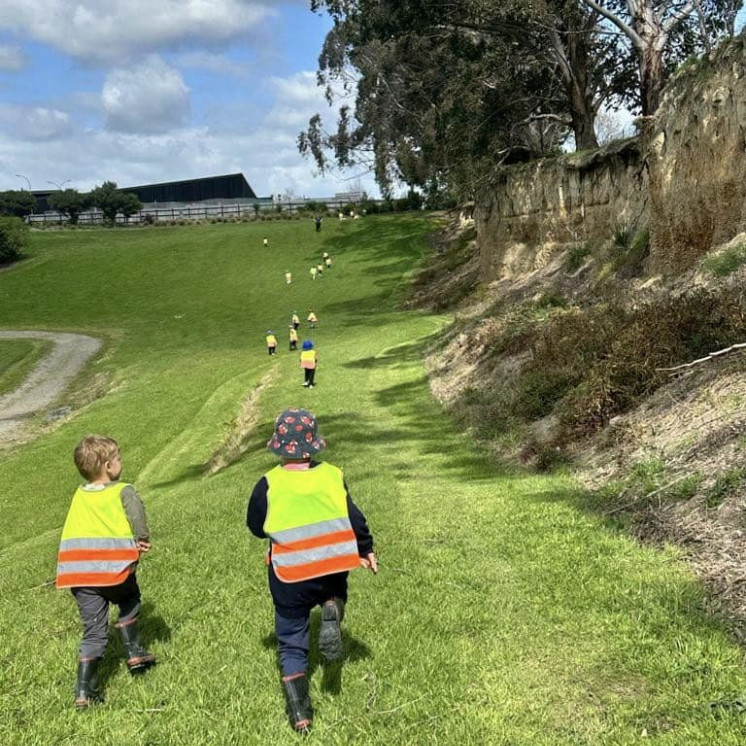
[703,242,746,277]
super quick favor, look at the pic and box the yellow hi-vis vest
[56,483,139,589]
[300,350,317,369]
[264,463,360,583]
[266,334,277,347]
[289,329,298,342]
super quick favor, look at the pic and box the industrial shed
[125,173,257,205]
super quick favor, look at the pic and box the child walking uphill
[300,340,317,388]
[56,435,156,709]
[247,409,377,734]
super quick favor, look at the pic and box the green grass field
[0,337,51,396]
[1,217,746,745]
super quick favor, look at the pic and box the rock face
[476,139,648,281]
[648,35,746,274]
[476,34,746,279]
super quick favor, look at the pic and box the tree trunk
[640,41,664,115]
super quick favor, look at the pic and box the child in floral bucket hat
[247,408,377,734]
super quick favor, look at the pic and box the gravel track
[0,331,101,442]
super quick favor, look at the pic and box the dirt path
[0,331,101,442]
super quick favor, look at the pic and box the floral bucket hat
[267,408,326,459]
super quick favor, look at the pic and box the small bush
[703,243,746,277]
[564,242,592,272]
[705,468,746,508]
[612,228,650,277]
[535,291,568,309]
[0,216,29,265]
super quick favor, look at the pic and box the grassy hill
[1,217,746,744]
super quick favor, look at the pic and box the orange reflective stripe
[58,548,139,563]
[272,529,356,555]
[274,554,360,582]
[55,568,131,588]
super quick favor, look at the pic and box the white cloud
[0,45,26,71]
[0,1,277,64]
[270,71,323,104]
[176,51,249,79]
[0,104,71,140]
[102,56,190,134]
[0,70,378,198]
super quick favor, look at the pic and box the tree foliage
[48,189,90,225]
[0,190,37,218]
[301,0,736,196]
[88,181,143,224]
[0,217,29,265]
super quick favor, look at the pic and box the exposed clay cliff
[476,33,746,279]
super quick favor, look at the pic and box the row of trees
[0,182,142,224]
[299,0,740,198]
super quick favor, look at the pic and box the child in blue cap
[300,340,317,388]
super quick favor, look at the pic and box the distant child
[300,340,317,388]
[324,255,332,270]
[266,330,277,356]
[310,266,317,281]
[247,409,376,733]
[263,237,269,247]
[288,326,298,351]
[307,310,317,328]
[285,270,292,285]
[291,311,300,331]
[316,263,324,276]
[56,435,156,709]
[315,216,322,232]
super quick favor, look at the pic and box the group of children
[264,311,319,388]
[283,253,332,285]
[59,415,374,735]
[310,252,332,281]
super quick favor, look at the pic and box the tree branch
[579,0,644,50]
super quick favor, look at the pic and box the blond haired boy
[56,435,155,708]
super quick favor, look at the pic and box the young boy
[291,311,300,331]
[310,266,317,281]
[300,340,317,388]
[266,330,278,356]
[288,325,298,351]
[247,409,376,733]
[307,310,317,329]
[285,270,292,285]
[56,435,155,709]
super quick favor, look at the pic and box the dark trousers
[303,368,316,385]
[268,346,276,356]
[271,566,348,676]
[71,573,141,659]
[290,341,297,351]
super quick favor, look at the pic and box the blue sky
[0,1,369,198]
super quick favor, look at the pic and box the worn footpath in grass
[0,337,51,396]
[1,218,746,744]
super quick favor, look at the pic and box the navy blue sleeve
[247,477,268,538]
[345,481,374,555]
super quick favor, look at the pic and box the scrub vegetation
[2,218,746,744]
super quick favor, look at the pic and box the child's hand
[359,552,378,575]
[137,539,152,553]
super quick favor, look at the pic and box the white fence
[27,198,380,226]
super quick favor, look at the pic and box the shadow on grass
[261,611,372,696]
[97,601,171,692]
[149,463,205,490]
[529,482,746,648]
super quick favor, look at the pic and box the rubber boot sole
[319,602,343,662]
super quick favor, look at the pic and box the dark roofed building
[125,173,257,205]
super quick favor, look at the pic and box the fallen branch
[657,343,746,373]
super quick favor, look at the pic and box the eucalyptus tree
[578,0,735,114]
